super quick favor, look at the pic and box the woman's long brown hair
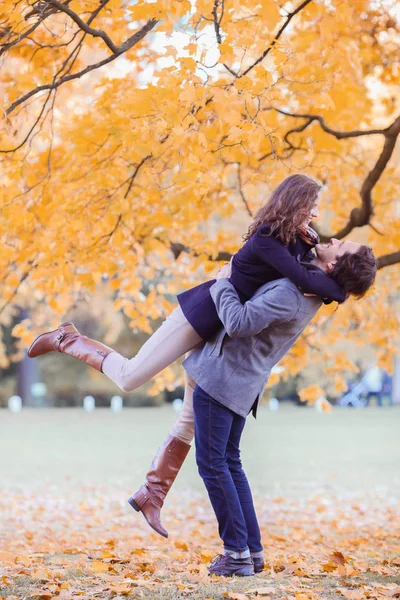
[243,174,322,246]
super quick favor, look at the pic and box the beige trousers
[102,306,202,445]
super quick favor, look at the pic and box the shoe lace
[209,554,225,567]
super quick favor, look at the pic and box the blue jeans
[193,384,263,554]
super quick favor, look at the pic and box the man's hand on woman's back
[216,258,233,280]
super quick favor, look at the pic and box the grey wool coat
[183,277,323,418]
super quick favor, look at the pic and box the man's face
[315,238,361,272]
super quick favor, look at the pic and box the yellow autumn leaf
[298,385,326,406]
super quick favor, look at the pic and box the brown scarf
[297,225,320,247]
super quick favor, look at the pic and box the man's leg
[193,385,254,576]
[226,419,264,571]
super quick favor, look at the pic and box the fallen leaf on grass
[175,541,189,551]
[138,562,156,574]
[109,583,133,595]
[330,551,346,565]
[0,551,16,564]
[16,554,32,567]
[337,588,365,599]
[337,564,360,577]
[131,548,147,556]
[100,550,115,559]
[60,583,70,590]
[391,558,400,567]
[276,563,296,577]
[383,588,400,598]
[322,550,347,572]
[89,560,110,573]
[246,587,276,595]
[200,550,215,563]
[31,568,51,581]
[223,593,248,600]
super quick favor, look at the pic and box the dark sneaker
[208,554,254,577]
[253,557,264,573]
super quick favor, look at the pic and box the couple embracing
[28,174,377,577]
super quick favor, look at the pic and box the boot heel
[127,497,140,512]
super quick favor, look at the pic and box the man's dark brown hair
[332,246,377,299]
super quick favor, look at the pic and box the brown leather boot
[27,322,114,371]
[128,435,191,538]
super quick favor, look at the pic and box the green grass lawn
[0,404,399,495]
[0,405,400,495]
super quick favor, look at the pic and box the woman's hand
[216,258,232,280]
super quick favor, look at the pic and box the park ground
[0,405,399,600]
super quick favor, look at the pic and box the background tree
[1,0,399,400]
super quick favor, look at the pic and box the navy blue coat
[177,225,345,341]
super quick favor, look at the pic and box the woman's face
[303,191,321,227]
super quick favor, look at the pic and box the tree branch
[212,0,223,44]
[0,268,34,317]
[47,0,118,53]
[5,18,159,117]
[377,251,400,270]
[236,162,253,217]
[273,108,389,139]
[0,89,54,153]
[270,109,400,242]
[169,242,232,262]
[124,155,152,199]
[239,0,313,78]
[317,115,400,241]
[0,19,46,57]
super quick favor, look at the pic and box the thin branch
[81,214,123,251]
[5,18,159,117]
[212,0,223,44]
[240,0,313,78]
[169,242,232,262]
[50,0,111,87]
[273,108,389,139]
[236,162,253,217]
[0,89,54,153]
[124,155,152,199]
[223,63,240,77]
[0,270,32,316]
[0,19,46,56]
[47,0,118,53]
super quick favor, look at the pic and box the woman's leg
[169,363,196,445]
[102,306,202,392]
[28,306,203,393]
[128,358,197,537]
